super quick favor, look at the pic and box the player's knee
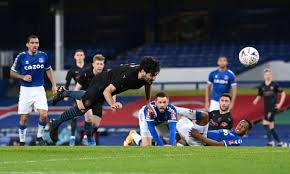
[83,100,92,109]
[20,115,29,125]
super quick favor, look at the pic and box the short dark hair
[155,91,168,98]
[220,93,232,100]
[26,35,38,43]
[75,49,84,54]
[140,56,160,75]
[243,119,253,131]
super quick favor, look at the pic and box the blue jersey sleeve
[208,71,214,84]
[146,120,164,146]
[168,121,177,145]
[43,52,51,70]
[11,53,23,72]
[223,138,242,146]
[228,70,236,86]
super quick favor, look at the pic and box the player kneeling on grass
[176,111,252,146]
[124,92,178,146]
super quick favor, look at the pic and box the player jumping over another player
[49,56,160,143]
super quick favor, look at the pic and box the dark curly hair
[140,56,160,75]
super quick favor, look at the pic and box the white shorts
[176,117,208,146]
[210,100,220,111]
[18,86,48,114]
[138,106,169,141]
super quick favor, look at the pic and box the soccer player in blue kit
[10,35,57,146]
[205,56,237,111]
[176,111,252,146]
[123,92,177,146]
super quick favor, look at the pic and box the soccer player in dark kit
[49,56,160,142]
[253,68,286,147]
[60,49,89,145]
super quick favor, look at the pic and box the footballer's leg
[49,100,86,142]
[263,112,274,146]
[84,109,100,146]
[19,114,29,146]
[18,86,34,146]
[36,109,48,145]
[34,86,49,145]
[124,107,152,146]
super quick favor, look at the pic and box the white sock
[70,136,76,139]
[132,132,142,145]
[19,128,27,143]
[37,123,46,138]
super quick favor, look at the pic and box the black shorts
[264,109,276,122]
[92,102,103,117]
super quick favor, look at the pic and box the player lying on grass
[176,111,252,146]
[123,92,178,146]
[49,57,160,142]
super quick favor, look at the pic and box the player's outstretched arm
[230,85,237,110]
[103,84,122,110]
[190,129,224,146]
[205,83,212,111]
[46,68,57,95]
[145,84,156,115]
[147,121,164,146]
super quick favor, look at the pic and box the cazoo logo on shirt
[214,79,228,84]
[24,64,44,70]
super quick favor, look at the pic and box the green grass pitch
[0,146,290,174]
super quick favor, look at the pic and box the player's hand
[147,104,157,117]
[111,102,123,110]
[252,100,258,105]
[51,85,57,95]
[22,75,32,82]
[275,103,282,110]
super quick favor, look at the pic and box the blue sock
[53,106,83,128]
[19,125,27,130]
[39,121,46,127]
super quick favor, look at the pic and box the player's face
[235,120,250,136]
[92,60,104,73]
[74,52,85,63]
[144,72,157,84]
[155,97,169,113]
[26,38,39,54]
[217,57,228,69]
[219,96,231,111]
[264,72,272,82]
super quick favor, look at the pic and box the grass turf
[0,146,290,174]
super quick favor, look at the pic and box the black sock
[54,107,83,128]
[71,118,77,136]
[84,122,93,140]
[263,125,273,142]
[93,127,99,145]
[271,128,281,143]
